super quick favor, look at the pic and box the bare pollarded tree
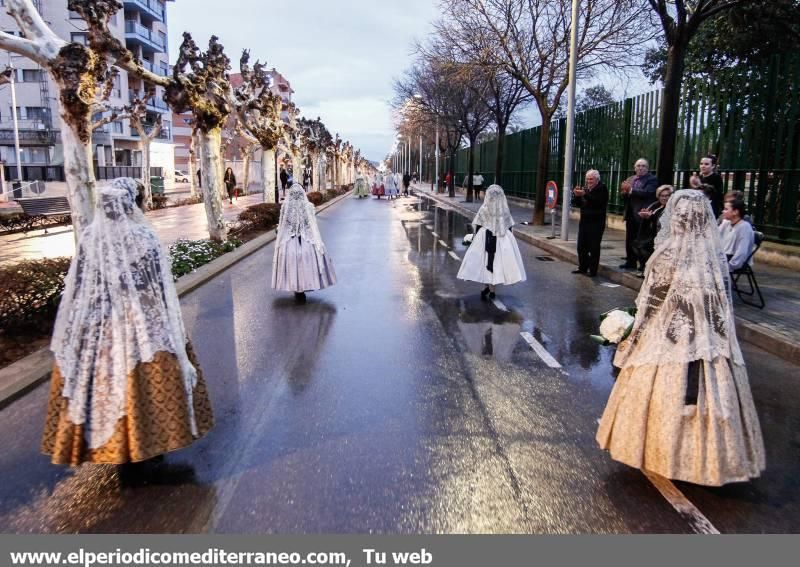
[0,0,123,233]
[440,0,654,223]
[232,50,285,203]
[0,0,235,240]
[297,117,332,192]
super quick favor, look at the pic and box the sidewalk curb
[0,190,353,409]
[415,189,800,366]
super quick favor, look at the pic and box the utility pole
[561,0,579,241]
[8,60,23,182]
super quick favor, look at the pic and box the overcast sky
[167,0,441,162]
[166,1,654,163]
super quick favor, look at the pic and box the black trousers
[624,215,642,268]
[577,219,605,275]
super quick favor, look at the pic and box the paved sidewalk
[0,194,264,266]
[413,183,800,365]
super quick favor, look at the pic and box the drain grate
[536,256,556,262]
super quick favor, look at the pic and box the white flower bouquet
[590,307,637,345]
[463,233,474,246]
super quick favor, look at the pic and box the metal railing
[124,20,166,50]
[124,0,165,20]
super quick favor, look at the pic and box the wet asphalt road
[0,195,798,534]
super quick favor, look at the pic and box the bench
[15,196,72,233]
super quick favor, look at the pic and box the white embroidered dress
[272,184,337,292]
[596,190,765,486]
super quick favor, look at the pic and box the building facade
[0,0,174,179]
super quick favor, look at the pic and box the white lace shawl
[614,189,744,369]
[273,184,328,278]
[383,172,397,190]
[471,185,515,237]
[51,178,198,449]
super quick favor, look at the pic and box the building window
[112,121,124,134]
[158,31,167,49]
[15,106,49,121]
[68,10,81,19]
[71,33,88,46]
[21,69,44,82]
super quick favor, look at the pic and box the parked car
[174,170,191,183]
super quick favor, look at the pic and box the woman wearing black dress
[691,154,723,217]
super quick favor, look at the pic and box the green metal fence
[438,53,800,244]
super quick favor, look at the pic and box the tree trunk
[292,153,303,186]
[448,150,456,198]
[188,135,198,198]
[242,150,251,196]
[198,127,228,241]
[140,136,152,209]
[656,40,688,185]
[494,123,507,184]
[262,148,277,203]
[59,111,95,237]
[532,118,551,225]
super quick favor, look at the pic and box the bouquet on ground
[462,232,474,246]
[591,307,637,345]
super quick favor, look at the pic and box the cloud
[167,0,439,161]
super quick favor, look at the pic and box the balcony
[130,124,172,141]
[0,128,57,146]
[127,90,169,112]
[123,0,165,23]
[124,20,166,53]
[140,59,170,77]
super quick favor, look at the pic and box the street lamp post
[8,62,23,182]
[435,117,439,192]
[561,0,580,241]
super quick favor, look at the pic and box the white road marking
[600,283,621,288]
[519,331,562,368]
[431,231,439,237]
[492,297,509,312]
[642,471,721,534]
[438,239,449,248]
[448,251,461,261]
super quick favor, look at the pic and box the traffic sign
[545,181,558,209]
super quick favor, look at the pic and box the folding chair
[731,230,765,309]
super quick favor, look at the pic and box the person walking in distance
[402,171,411,197]
[279,166,289,198]
[571,169,609,277]
[224,167,237,205]
[620,158,658,270]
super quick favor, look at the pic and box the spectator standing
[402,172,411,197]
[571,169,609,277]
[620,158,658,270]
[224,167,237,205]
[691,155,724,217]
[279,167,289,197]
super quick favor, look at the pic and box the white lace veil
[614,189,743,368]
[51,178,198,449]
[472,184,515,237]
[273,183,327,276]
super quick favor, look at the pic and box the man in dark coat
[402,172,411,197]
[571,169,609,277]
[620,158,658,270]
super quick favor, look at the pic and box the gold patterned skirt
[41,344,214,466]
[596,357,765,486]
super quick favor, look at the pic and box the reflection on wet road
[0,195,797,533]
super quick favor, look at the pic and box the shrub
[151,195,169,209]
[307,191,324,206]
[170,195,203,208]
[0,257,72,333]
[168,238,243,279]
[238,202,281,230]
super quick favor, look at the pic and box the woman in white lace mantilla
[272,183,337,301]
[596,189,764,486]
[42,178,214,466]
[457,184,526,299]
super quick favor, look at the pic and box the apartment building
[0,0,175,178]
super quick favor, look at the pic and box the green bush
[237,202,281,231]
[0,257,72,333]
[168,238,243,279]
[307,191,324,206]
